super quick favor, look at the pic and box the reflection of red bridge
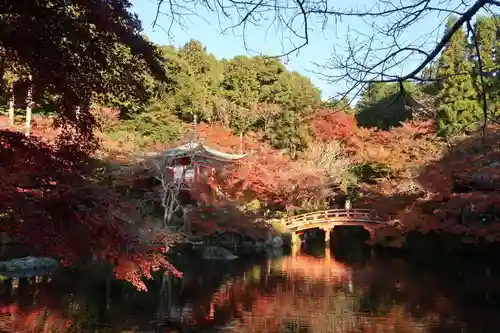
[283,209,392,243]
[206,251,353,319]
[200,253,359,333]
[278,252,351,283]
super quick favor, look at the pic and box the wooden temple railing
[283,209,391,231]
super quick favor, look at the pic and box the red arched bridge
[283,209,393,243]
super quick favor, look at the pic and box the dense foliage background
[2,3,500,290]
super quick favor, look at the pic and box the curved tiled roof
[154,142,246,162]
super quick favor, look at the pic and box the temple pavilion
[153,141,246,190]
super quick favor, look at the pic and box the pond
[1,243,500,332]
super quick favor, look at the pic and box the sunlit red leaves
[163,123,331,239]
[311,109,358,142]
[308,111,500,242]
[308,113,500,244]
[196,122,264,152]
[309,111,442,175]
[191,118,446,241]
[354,121,442,172]
[114,252,182,291]
[190,123,329,210]
[219,156,329,210]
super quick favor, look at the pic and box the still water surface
[1,244,500,332]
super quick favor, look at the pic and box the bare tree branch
[151,0,500,111]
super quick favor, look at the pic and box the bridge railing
[283,209,391,229]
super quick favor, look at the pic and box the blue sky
[130,0,468,100]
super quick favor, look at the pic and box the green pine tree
[437,17,481,137]
[472,15,498,114]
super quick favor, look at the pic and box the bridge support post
[366,228,376,243]
[324,247,331,261]
[322,227,333,247]
[291,242,300,258]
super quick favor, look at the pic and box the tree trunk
[239,132,243,153]
[24,75,33,136]
[8,85,14,125]
[75,105,81,120]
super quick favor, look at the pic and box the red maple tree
[0,127,182,290]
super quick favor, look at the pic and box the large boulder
[0,256,59,278]
[271,235,284,247]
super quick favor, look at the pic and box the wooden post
[323,227,332,247]
[291,242,300,258]
[366,228,376,243]
[324,246,331,261]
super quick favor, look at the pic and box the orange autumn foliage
[194,123,330,210]
[309,109,500,243]
[312,109,358,141]
[7,106,500,259]
[173,113,500,245]
[311,110,442,175]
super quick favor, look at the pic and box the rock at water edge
[272,236,284,247]
[0,257,59,271]
[201,246,238,261]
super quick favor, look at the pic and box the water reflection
[1,245,500,332]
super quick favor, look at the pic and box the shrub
[301,141,351,185]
